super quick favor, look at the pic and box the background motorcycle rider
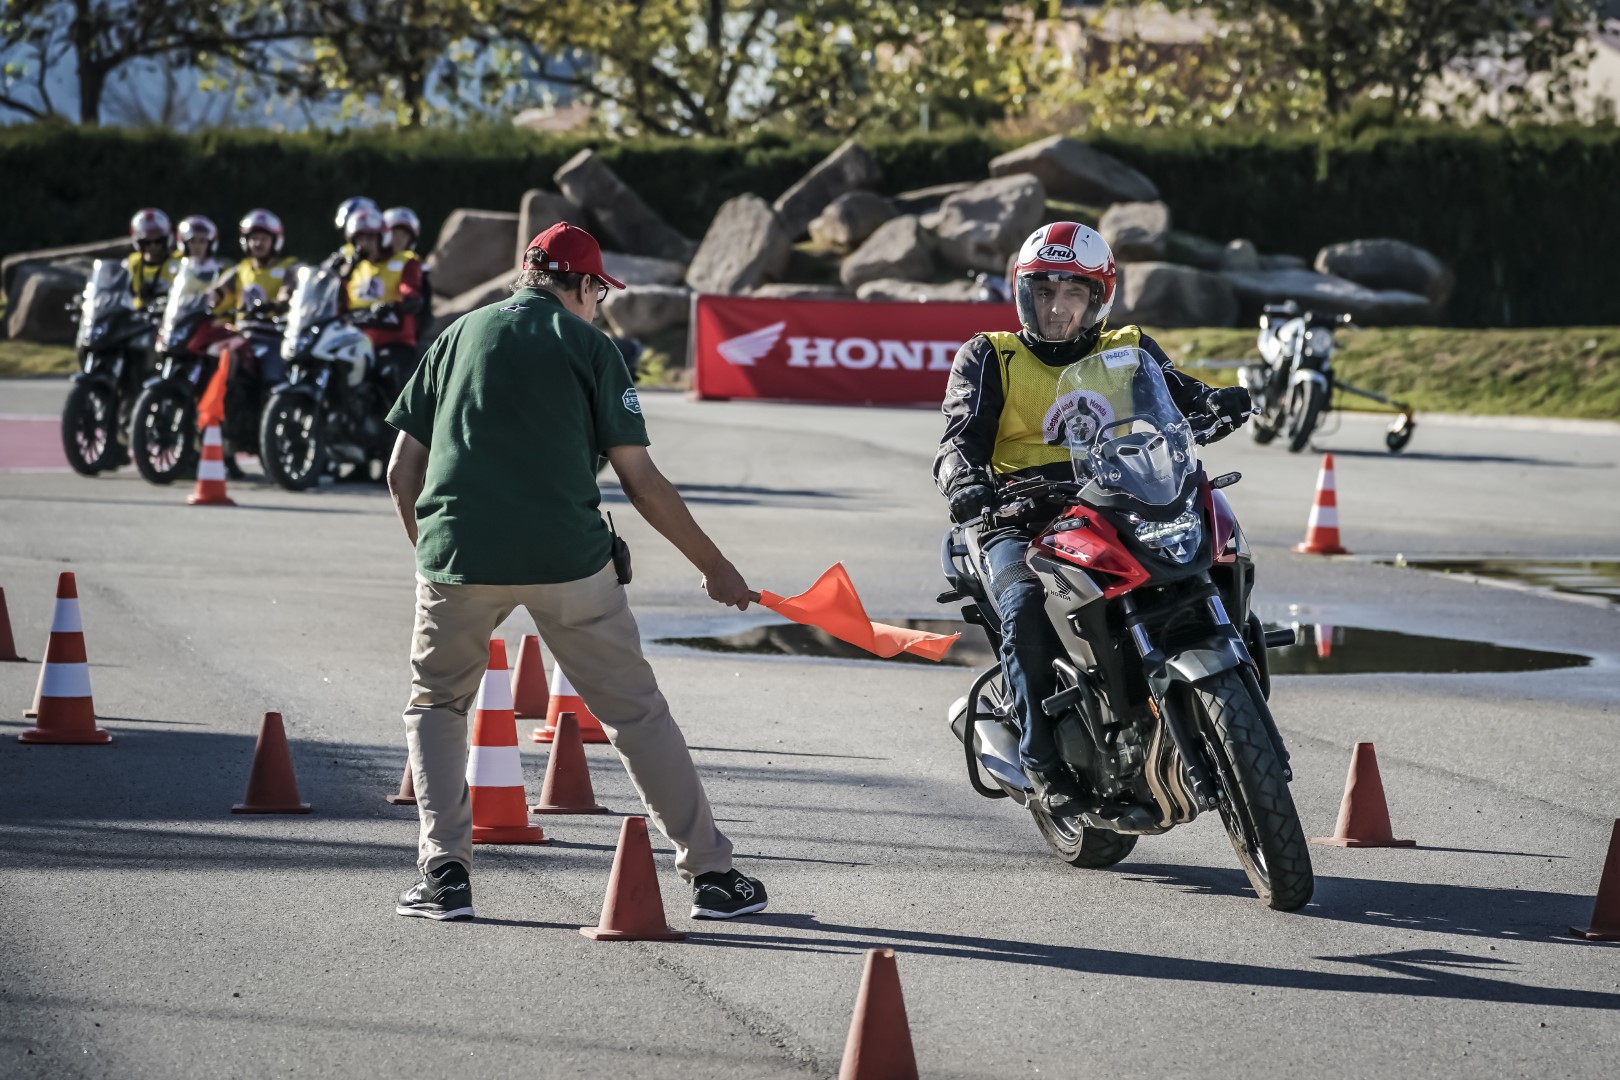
[176,215,224,283]
[338,206,424,395]
[934,221,1252,816]
[323,196,380,273]
[125,208,180,310]
[383,206,434,345]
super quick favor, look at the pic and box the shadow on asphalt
[0,492,369,514]
[688,745,888,761]
[1314,446,1608,469]
[600,481,861,510]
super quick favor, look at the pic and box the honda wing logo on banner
[692,295,1020,406]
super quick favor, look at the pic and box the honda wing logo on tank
[717,321,786,366]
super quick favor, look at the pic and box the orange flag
[756,563,960,663]
[196,348,232,429]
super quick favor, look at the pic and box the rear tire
[60,380,120,476]
[1031,808,1139,869]
[1194,670,1314,911]
[259,391,327,491]
[131,384,197,485]
[1286,381,1326,453]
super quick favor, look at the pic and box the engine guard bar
[960,662,1010,801]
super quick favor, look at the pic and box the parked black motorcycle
[940,347,1313,911]
[59,260,161,475]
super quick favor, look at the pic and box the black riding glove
[948,481,996,524]
[1201,385,1253,442]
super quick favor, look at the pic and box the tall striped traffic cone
[511,634,550,720]
[470,639,548,845]
[530,662,609,744]
[1293,454,1347,555]
[186,424,236,506]
[18,572,109,744]
[0,587,23,662]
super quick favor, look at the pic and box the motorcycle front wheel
[1193,670,1314,911]
[60,380,121,476]
[1285,381,1326,453]
[131,383,197,485]
[259,391,327,491]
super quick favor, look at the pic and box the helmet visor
[1016,273,1099,343]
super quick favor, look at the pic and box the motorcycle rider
[125,208,181,310]
[337,206,424,392]
[323,196,380,273]
[382,206,435,344]
[176,215,225,283]
[934,222,1252,816]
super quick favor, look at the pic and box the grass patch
[1153,326,1620,421]
[0,337,77,377]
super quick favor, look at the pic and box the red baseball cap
[524,222,625,290]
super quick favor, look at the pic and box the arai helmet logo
[1036,244,1076,263]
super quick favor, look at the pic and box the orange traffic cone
[385,758,417,805]
[1314,623,1334,661]
[1570,819,1620,941]
[18,572,109,745]
[511,634,550,720]
[579,816,686,941]
[0,587,23,662]
[232,712,311,813]
[187,424,236,506]
[469,639,548,845]
[531,713,611,815]
[1311,742,1414,847]
[1293,453,1347,555]
[838,949,919,1080]
[531,662,609,744]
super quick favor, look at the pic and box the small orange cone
[1293,453,1347,555]
[232,712,311,813]
[1570,819,1620,941]
[1311,742,1414,847]
[187,424,236,506]
[19,572,109,745]
[385,758,417,805]
[469,639,548,845]
[530,661,609,744]
[531,713,610,815]
[511,634,550,720]
[0,587,23,662]
[579,816,685,941]
[838,949,919,1080]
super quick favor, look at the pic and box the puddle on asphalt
[657,620,1590,675]
[1376,557,1620,607]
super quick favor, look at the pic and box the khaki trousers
[402,562,732,882]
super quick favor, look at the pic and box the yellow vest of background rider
[986,325,1142,475]
[123,252,180,309]
[345,255,413,310]
[215,256,299,314]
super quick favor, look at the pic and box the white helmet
[129,208,173,250]
[1012,222,1118,345]
[382,206,420,246]
[239,209,285,254]
[177,215,219,255]
[334,196,379,231]
[344,206,387,242]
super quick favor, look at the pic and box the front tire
[1286,380,1326,453]
[1032,808,1139,869]
[259,391,327,491]
[131,384,197,485]
[1194,670,1314,911]
[61,379,121,476]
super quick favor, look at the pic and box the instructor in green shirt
[385,222,768,923]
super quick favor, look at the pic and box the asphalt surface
[2,378,1618,1079]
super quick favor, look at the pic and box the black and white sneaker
[691,869,768,919]
[395,861,474,921]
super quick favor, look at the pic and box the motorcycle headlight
[1135,511,1203,564]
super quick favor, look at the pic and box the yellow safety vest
[124,252,180,309]
[215,256,299,315]
[986,325,1143,475]
[345,255,415,310]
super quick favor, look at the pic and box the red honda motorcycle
[940,347,1313,911]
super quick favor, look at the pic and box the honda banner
[690,294,1020,406]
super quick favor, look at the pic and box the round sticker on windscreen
[1043,389,1115,447]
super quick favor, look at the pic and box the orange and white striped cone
[530,662,609,745]
[1314,623,1335,661]
[1293,453,1347,555]
[18,572,110,744]
[470,639,548,845]
[187,424,236,506]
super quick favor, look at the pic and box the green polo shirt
[386,288,648,585]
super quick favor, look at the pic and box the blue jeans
[981,529,1065,771]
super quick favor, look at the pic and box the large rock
[1315,238,1454,310]
[554,149,695,263]
[426,210,521,298]
[1222,267,1433,325]
[1163,230,1226,270]
[772,139,882,240]
[933,175,1047,273]
[1258,252,1309,271]
[840,215,938,290]
[989,135,1159,205]
[6,263,90,344]
[855,278,983,303]
[748,282,854,300]
[1219,238,1260,272]
[1111,263,1237,329]
[685,194,791,295]
[808,191,898,253]
[602,251,688,287]
[602,284,691,337]
[515,188,584,264]
[2,236,125,303]
[891,182,976,215]
[1098,201,1170,262]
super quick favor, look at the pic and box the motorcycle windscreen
[157,259,215,349]
[282,267,342,361]
[1051,346,1197,508]
[78,259,134,347]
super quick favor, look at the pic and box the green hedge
[1,122,1615,327]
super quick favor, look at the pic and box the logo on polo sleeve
[622,388,642,414]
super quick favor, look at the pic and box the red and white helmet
[1013,222,1118,344]
[177,215,219,255]
[382,206,420,246]
[344,206,386,242]
[129,208,173,250]
[239,209,285,253]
